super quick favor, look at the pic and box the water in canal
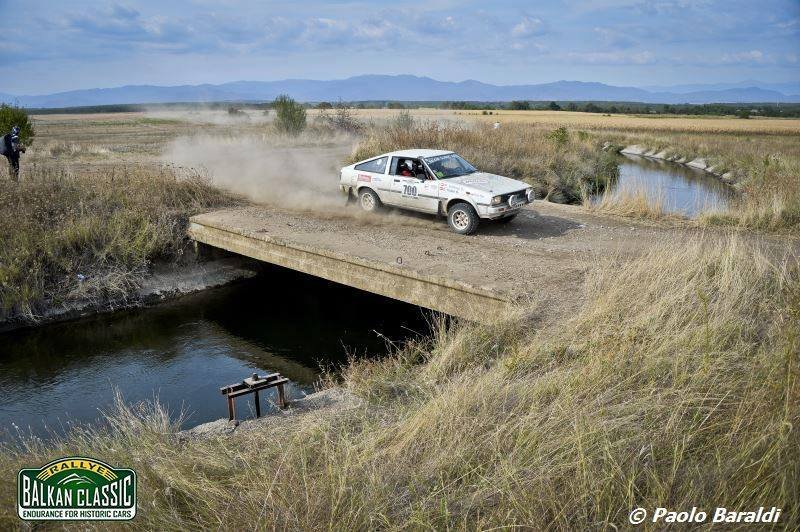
[0,265,431,440]
[602,154,735,216]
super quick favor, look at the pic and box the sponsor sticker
[425,154,452,163]
[357,174,372,182]
[18,456,137,521]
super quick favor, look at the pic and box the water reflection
[0,265,430,439]
[601,154,735,217]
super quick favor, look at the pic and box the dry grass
[344,109,800,135]
[351,120,618,203]
[1,236,796,529]
[0,164,242,322]
[586,184,672,221]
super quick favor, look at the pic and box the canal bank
[611,143,744,188]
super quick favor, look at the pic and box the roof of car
[385,149,453,158]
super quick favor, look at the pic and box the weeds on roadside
[0,164,241,322]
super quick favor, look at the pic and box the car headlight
[491,196,503,205]
[526,188,535,202]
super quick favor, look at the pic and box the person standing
[2,125,25,181]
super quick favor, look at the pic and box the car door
[390,158,439,212]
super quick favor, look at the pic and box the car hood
[447,172,529,195]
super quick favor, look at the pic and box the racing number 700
[402,184,418,197]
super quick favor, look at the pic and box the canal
[0,264,431,439]
[602,154,735,216]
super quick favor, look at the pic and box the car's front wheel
[447,202,479,235]
[358,188,382,213]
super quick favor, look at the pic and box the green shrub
[272,94,306,136]
[0,104,35,145]
[547,126,569,145]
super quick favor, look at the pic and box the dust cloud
[162,130,446,230]
[163,133,356,212]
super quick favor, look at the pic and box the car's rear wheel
[497,214,517,224]
[447,202,479,235]
[358,188,381,213]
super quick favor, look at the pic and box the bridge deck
[188,204,658,322]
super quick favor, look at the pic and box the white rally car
[339,149,535,235]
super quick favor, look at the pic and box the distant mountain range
[2,75,799,108]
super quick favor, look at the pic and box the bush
[547,126,569,145]
[391,110,414,130]
[509,100,531,111]
[316,101,364,134]
[272,94,306,135]
[0,104,35,145]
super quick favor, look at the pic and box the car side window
[354,157,388,174]
[391,157,425,177]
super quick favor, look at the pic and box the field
[344,108,800,135]
[24,108,800,229]
[1,109,798,529]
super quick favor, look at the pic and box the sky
[1,0,799,95]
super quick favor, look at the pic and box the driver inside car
[399,160,414,177]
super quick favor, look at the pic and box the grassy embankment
[1,235,796,529]
[0,165,241,323]
[353,116,800,231]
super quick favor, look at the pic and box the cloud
[593,27,637,49]
[511,16,546,38]
[721,50,769,64]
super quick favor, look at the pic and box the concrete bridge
[187,203,645,323]
[188,209,521,322]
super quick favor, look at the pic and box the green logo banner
[17,456,136,521]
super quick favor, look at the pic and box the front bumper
[482,204,527,219]
[480,194,534,219]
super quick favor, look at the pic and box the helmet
[404,160,414,171]
[11,125,20,136]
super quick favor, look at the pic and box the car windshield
[423,153,477,179]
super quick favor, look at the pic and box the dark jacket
[1,133,21,157]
